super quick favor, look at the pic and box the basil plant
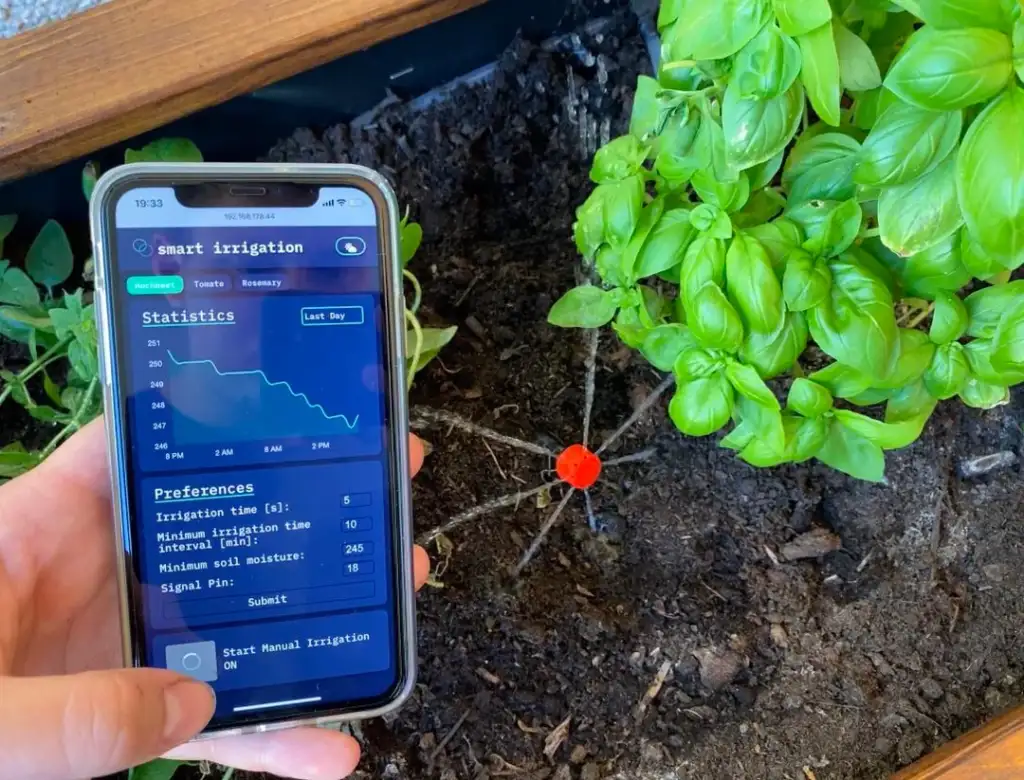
[550,0,1024,482]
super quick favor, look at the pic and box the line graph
[166,351,360,428]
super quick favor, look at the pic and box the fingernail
[164,680,215,742]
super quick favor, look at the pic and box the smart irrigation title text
[156,240,305,258]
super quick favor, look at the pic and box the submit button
[300,306,365,326]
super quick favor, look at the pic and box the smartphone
[89,163,415,739]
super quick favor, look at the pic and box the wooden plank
[0,0,484,182]
[893,706,1024,779]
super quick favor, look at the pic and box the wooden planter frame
[0,0,483,182]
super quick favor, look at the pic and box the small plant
[550,0,1024,482]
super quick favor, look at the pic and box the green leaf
[965,337,1024,385]
[622,198,667,284]
[746,218,804,270]
[613,286,669,348]
[789,415,832,461]
[854,100,962,188]
[654,108,703,185]
[875,328,936,389]
[604,175,646,249]
[748,151,786,190]
[885,379,936,422]
[591,135,649,183]
[884,27,1013,111]
[991,298,1024,376]
[789,199,862,257]
[834,408,930,450]
[732,189,788,228]
[692,170,751,213]
[410,326,458,372]
[690,283,745,352]
[641,324,699,371]
[732,396,788,464]
[124,138,202,163]
[962,231,1011,281]
[674,347,724,382]
[741,311,808,378]
[680,234,728,313]
[878,154,963,258]
[783,248,832,311]
[782,132,861,203]
[725,233,785,333]
[915,0,1013,31]
[689,204,733,240]
[957,86,1024,271]
[788,377,834,417]
[25,220,73,291]
[959,377,1010,409]
[595,245,627,288]
[725,360,781,408]
[666,0,773,61]
[815,421,887,482]
[965,280,1024,338]
[669,375,736,436]
[81,161,99,202]
[924,341,970,398]
[657,0,684,29]
[834,21,882,92]
[899,233,972,299]
[798,21,843,127]
[0,266,41,307]
[635,208,696,279]
[1015,15,1024,83]
[128,759,185,780]
[400,219,423,268]
[0,214,16,255]
[807,255,899,380]
[929,291,968,344]
[773,0,832,37]
[548,286,619,328]
[724,80,806,171]
[733,24,803,99]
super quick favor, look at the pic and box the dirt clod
[780,528,842,561]
[694,647,746,692]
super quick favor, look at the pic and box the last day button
[300,306,366,326]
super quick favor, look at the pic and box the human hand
[0,418,430,780]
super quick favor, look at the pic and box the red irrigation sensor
[556,444,602,490]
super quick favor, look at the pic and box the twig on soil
[595,375,675,456]
[581,328,600,447]
[584,489,597,532]
[455,273,483,306]
[602,447,658,468]
[515,488,577,575]
[700,578,728,603]
[429,709,472,766]
[482,440,508,481]
[543,715,572,760]
[411,406,555,457]
[418,481,563,544]
[634,660,673,723]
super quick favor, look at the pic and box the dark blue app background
[113,214,401,722]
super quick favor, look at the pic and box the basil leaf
[399,220,422,267]
[807,256,899,380]
[657,0,684,30]
[879,154,963,258]
[26,220,73,291]
[899,233,972,299]
[886,379,937,422]
[726,233,786,333]
[957,86,1024,272]
[575,187,610,259]
[674,347,724,382]
[692,170,751,213]
[930,292,969,344]
[604,175,646,249]
[834,408,930,450]
[680,235,728,313]
[622,197,667,284]
[666,0,772,61]
[962,231,1011,281]
[874,329,936,390]
[595,245,626,288]
[733,24,803,99]
[741,311,809,378]
[635,208,696,280]
[548,286,619,328]
[1015,16,1024,83]
[965,280,1024,338]
[783,248,832,311]
[654,109,703,185]
[690,283,746,352]
[789,416,832,461]
[724,80,806,171]
[629,75,663,145]
[797,21,843,127]
[613,287,669,348]
[815,422,886,482]
[788,199,862,257]
[732,189,787,229]
[591,136,648,183]
[690,204,733,240]
[669,375,736,436]
[0,214,16,254]
[783,132,861,204]
[734,399,789,465]
[854,100,962,188]
[959,377,1010,409]
[924,341,970,399]
[834,22,882,92]
[991,298,1024,376]
[748,151,786,190]
[641,324,700,371]
[788,377,834,417]
[773,0,832,38]
[884,27,1013,111]
[725,360,781,408]
[915,0,1013,32]
[124,138,202,163]
[0,267,41,308]
[746,218,804,270]
[965,337,1024,385]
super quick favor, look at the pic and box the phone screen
[103,180,408,731]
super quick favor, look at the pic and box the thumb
[0,669,214,780]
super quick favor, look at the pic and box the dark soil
[267,5,1024,779]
